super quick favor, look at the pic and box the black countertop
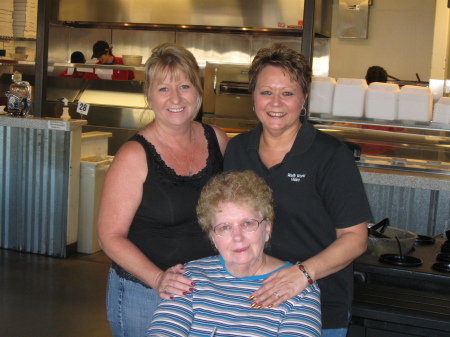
[350,237,450,336]
[354,237,450,294]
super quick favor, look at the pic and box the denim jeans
[322,312,351,337]
[106,268,162,337]
[322,327,348,337]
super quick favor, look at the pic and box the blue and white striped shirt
[147,255,321,336]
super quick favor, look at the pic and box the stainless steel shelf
[0,61,35,66]
[0,61,145,71]
[56,21,315,37]
[0,36,36,41]
[52,63,145,71]
[357,161,450,177]
[309,112,450,132]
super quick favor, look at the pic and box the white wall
[328,0,436,82]
[430,0,450,79]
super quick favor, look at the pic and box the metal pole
[34,0,50,118]
[301,0,316,119]
[301,0,316,64]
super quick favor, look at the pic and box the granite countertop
[0,115,87,131]
[359,166,450,191]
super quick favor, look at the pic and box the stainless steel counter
[0,114,86,130]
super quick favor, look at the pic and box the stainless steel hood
[56,0,332,37]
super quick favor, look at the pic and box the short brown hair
[197,171,275,233]
[144,43,202,118]
[365,65,388,85]
[249,43,312,98]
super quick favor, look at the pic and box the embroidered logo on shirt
[287,172,306,182]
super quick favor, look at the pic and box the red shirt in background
[59,69,84,78]
[82,57,135,81]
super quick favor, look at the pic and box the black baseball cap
[91,40,110,59]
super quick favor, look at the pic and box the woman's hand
[249,265,308,309]
[154,264,196,300]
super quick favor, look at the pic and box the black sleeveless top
[112,123,222,287]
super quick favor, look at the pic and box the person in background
[224,44,372,336]
[83,40,135,80]
[58,51,86,78]
[147,170,321,337]
[97,43,229,337]
[365,65,388,84]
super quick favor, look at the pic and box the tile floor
[0,249,112,337]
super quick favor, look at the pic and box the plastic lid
[400,85,430,94]
[337,78,367,86]
[368,82,400,92]
[312,76,336,83]
[437,96,450,105]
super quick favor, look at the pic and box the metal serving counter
[311,121,450,237]
[313,122,450,175]
[67,79,153,154]
[0,75,154,155]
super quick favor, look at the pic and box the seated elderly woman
[146,170,321,337]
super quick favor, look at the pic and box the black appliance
[350,238,450,336]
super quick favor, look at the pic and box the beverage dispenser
[5,71,31,117]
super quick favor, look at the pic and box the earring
[300,107,306,116]
[252,106,255,111]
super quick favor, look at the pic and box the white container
[398,85,433,122]
[365,82,400,120]
[332,78,368,117]
[309,76,336,114]
[81,131,112,157]
[433,96,450,124]
[78,155,114,253]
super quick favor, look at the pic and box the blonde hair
[249,43,312,98]
[197,171,275,233]
[144,43,202,118]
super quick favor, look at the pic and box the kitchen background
[1,0,449,245]
[0,0,439,83]
[49,0,436,83]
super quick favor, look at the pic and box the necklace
[154,125,196,176]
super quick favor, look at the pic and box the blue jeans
[322,312,351,337]
[106,268,162,337]
[322,327,348,337]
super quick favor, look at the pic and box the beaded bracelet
[296,261,314,285]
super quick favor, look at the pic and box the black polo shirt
[224,121,372,329]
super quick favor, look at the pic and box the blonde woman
[98,43,229,337]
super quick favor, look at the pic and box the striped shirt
[146,255,321,337]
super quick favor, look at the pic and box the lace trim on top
[130,124,220,186]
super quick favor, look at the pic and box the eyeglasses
[213,218,266,237]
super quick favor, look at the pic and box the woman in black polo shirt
[224,44,372,336]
